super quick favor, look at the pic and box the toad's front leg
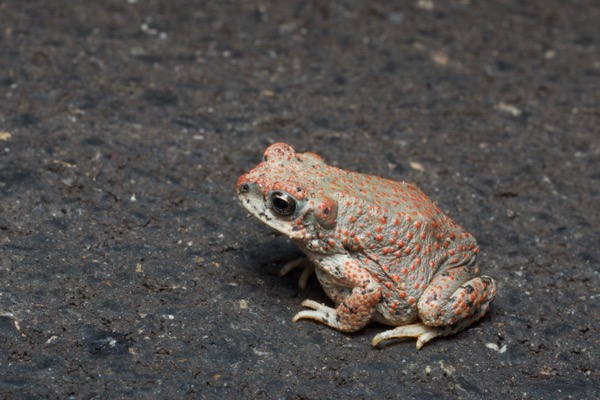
[292,255,381,332]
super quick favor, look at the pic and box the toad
[236,143,496,349]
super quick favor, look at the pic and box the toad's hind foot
[372,318,479,350]
[371,323,446,349]
[371,322,452,350]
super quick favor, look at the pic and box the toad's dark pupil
[271,192,295,215]
[273,197,287,209]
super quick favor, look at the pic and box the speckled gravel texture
[0,1,598,399]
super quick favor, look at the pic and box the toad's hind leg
[372,272,496,349]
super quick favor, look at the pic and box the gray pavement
[0,1,598,398]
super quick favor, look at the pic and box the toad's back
[316,164,475,266]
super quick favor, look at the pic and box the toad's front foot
[279,257,315,289]
[292,299,341,328]
[291,299,372,333]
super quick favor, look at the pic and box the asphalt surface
[0,1,599,399]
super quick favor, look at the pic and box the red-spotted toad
[236,143,496,349]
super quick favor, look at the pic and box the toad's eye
[270,191,296,216]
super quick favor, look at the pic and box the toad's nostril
[239,183,250,194]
